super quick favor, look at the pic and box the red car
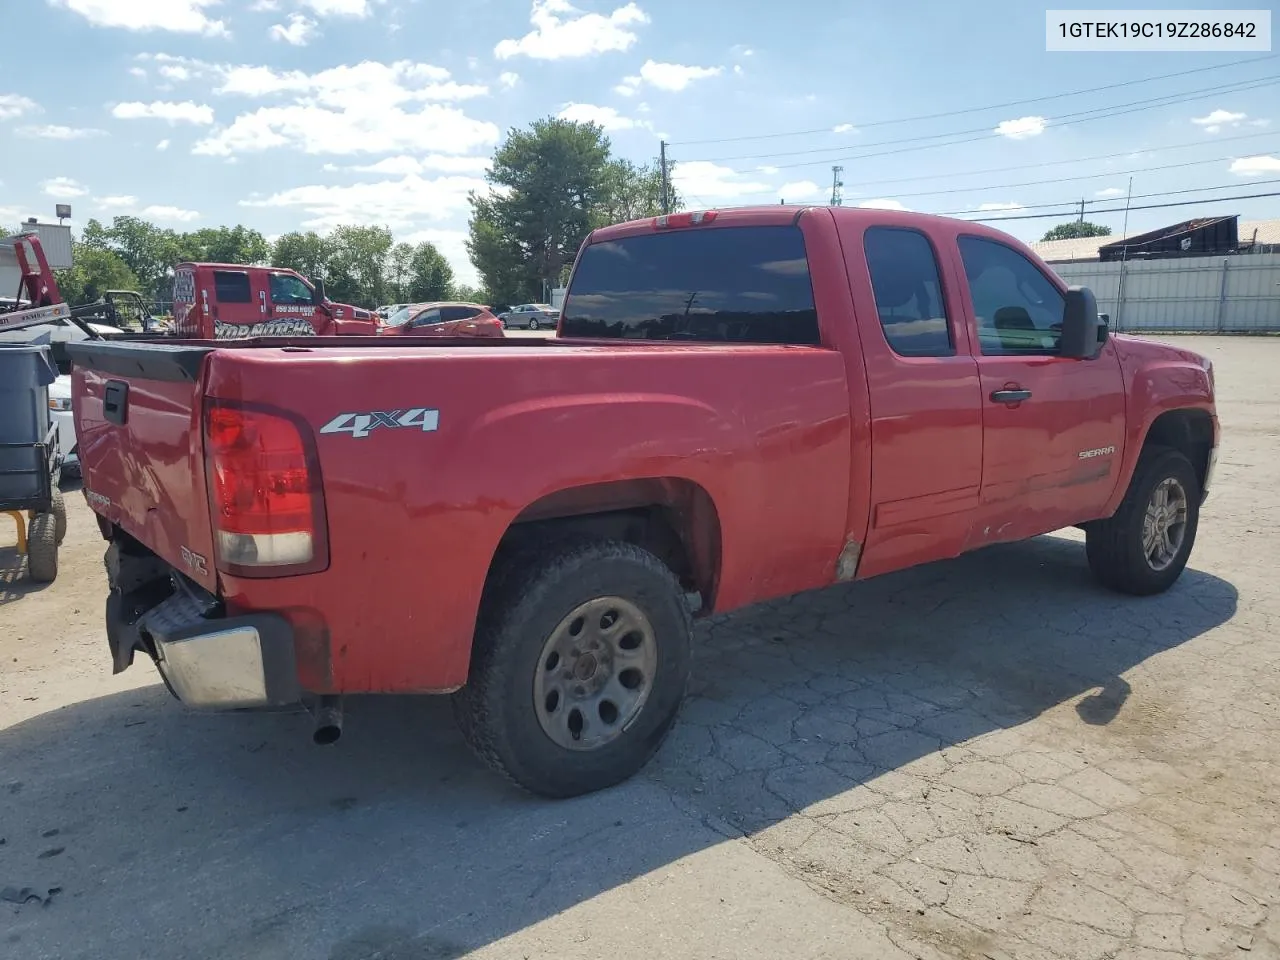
[377,301,504,338]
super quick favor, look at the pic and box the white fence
[1051,253,1280,333]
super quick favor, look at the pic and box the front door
[955,234,1127,544]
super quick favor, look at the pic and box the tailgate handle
[103,380,129,426]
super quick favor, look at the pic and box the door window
[270,273,314,305]
[213,270,251,304]
[958,236,1065,355]
[863,227,953,357]
[439,306,479,322]
[410,308,442,327]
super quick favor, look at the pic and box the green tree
[325,225,394,307]
[386,242,415,303]
[406,242,455,302]
[272,230,332,282]
[81,216,179,298]
[54,244,140,306]
[592,158,681,228]
[1041,220,1112,242]
[175,225,270,265]
[467,117,613,306]
[452,283,489,305]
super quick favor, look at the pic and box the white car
[48,375,77,477]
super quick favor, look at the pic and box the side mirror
[1061,286,1105,359]
[312,278,327,304]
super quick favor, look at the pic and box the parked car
[69,205,1217,800]
[376,304,407,321]
[497,303,559,330]
[378,301,504,338]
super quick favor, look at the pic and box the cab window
[864,227,954,357]
[958,236,1065,355]
[213,270,251,304]
[270,273,314,305]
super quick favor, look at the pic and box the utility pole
[831,165,844,206]
[660,140,670,214]
[1078,197,1086,223]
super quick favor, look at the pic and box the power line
[961,190,1280,223]
[810,129,1279,192]
[688,75,1280,165]
[668,54,1279,146]
[931,178,1280,218]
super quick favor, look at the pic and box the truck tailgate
[67,341,219,593]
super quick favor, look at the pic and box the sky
[2,0,1279,287]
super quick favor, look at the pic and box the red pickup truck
[68,205,1218,798]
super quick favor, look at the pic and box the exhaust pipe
[312,695,343,745]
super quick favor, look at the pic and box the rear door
[69,340,219,592]
[842,223,985,580]
[209,268,258,337]
[955,234,1126,541]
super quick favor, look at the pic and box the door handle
[990,388,1032,404]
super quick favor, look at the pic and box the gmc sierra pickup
[68,205,1218,798]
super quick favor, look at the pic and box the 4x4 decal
[319,408,440,439]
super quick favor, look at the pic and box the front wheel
[527,318,539,331]
[1086,447,1200,596]
[453,539,692,798]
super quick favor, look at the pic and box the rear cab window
[213,270,251,304]
[863,227,954,357]
[560,225,820,344]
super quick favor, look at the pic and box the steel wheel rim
[1142,477,1188,572]
[533,596,657,752]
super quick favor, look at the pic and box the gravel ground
[1,334,1276,960]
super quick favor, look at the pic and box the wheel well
[1142,409,1214,490]
[489,478,722,612]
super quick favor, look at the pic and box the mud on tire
[1086,446,1200,596]
[453,538,693,798]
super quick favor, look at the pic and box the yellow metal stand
[5,510,27,555]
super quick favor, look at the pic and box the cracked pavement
[1,335,1277,959]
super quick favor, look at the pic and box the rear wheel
[453,539,692,798]
[27,513,58,583]
[1086,447,1199,596]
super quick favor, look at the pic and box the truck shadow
[0,533,1237,959]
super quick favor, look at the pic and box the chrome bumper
[105,548,299,710]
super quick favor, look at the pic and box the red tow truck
[170,262,377,338]
[69,205,1218,798]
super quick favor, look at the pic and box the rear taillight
[204,401,327,575]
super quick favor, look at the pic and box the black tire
[453,539,693,798]
[1086,447,1200,596]
[27,513,58,583]
[527,318,539,331]
[51,486,67,545]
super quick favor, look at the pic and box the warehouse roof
[1029,218,1280,262]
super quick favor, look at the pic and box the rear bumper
[106,549,300,709]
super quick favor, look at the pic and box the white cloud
[299,0,379,15]
[1095,187,1124,198]
[141,204,200,222]
[269,13,318,44]
[731,45,754,57]
[557,102,644,131]
[249,0,279,9]
[48,0,228,36]
[1229,155,1280,176]
[215,61,481,104]
[994,116,1047,140]
[157,138,171,150]
[1249,118,1272,128]
[778,180,823,202]
[671,161,771,200]
[1191,108,1248,134]
[833,123,856,134]
[42,177,89,199]
[129,66,148,79]
[733,64,743,76]
[0,93,39,121]
[856,198,911,211]
[346,155,491,175]
[637,60,721,92]
[97,195,138,210]
[498,72,520,89]
[195,102,497,157]
[241,173,486,232]
[159,64,192,81]
[976,202,1025,212]
[615,75,641,96]
[18,124,105,139]
[112,100,215,124]
[495,0,648,60]
[757,165,779,175]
